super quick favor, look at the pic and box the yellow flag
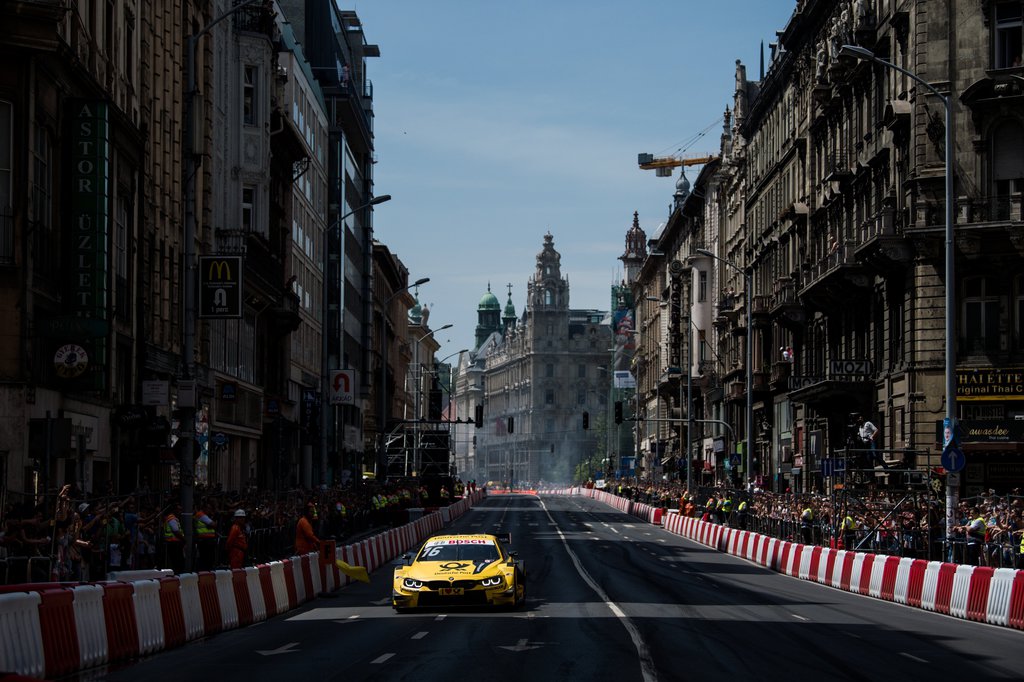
[335,559,370,584]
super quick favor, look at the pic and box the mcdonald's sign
[199,255,243,318]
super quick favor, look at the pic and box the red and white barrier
[583,493,1024,635]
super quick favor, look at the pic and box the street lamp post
[411,324,453,477]
[425,348,467,477]
[838,43,957,541]
[181,0,262,572]
[320,194,392,487]
[696,248,753,490]
[648,294,693,495]
[376,276,429,479]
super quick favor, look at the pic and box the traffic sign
[199,256,243,318]
[330,370,355,405]
[941,445,965,473]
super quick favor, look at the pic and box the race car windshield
[418,543,500,563]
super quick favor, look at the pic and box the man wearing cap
[226,509,249,569]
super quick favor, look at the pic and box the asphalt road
[96,493,1024,682]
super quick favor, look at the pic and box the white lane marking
[434,614,447,621]
[371,653,395,664]
[900,653,928,664]
[541,498,657,682]
[791,614,808,621]
[411,631,428,640]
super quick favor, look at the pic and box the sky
[352,0,797,363]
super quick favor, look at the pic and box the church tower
[474,283,502,350]
[619,211,646,287]
[526,233,570,340]
[502,283,517,333]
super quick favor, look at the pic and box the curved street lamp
[376,276,430,479]
[410,324,453,476]
[696,248,754,490]
[839,43,957,541]
[320,195,393,485]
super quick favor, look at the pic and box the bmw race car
[392,533,525,611]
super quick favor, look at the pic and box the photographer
[856,413,887,469]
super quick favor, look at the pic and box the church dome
[409,294,423,324]
[479,283,501,311]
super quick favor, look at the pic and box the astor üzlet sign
[67,100,110,391]
[957,368,1024,401]
[199,256,243,318]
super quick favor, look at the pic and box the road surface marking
[542,498,657,682]
[411,631,428,640]
[791,614,808,621]
[257,642,299,656]
[371,653,395,664]
[900,653,928,664]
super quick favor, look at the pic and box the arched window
[545,289,553,305]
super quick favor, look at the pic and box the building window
[242,185,255,231]
[0,100,11,265]
[546,363,554,378]
[32,126,51,230]
[115,194,131,321]
[698,271,707,303]
[991,121,1024,220]
[578,364,586,378]
[577,390,586,406]
[243,65,257,126]
[963,276,1000,352]
[125,11,134,86]
[545,289,553,305]
[545,389,554,405]
[995,3,1023,69]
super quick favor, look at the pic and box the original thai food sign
[957,368,1024,401]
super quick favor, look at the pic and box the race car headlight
[480,576,504,588]
[402,578,424,589]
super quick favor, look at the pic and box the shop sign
[934,419,1024,442]
[957,368,1024,401]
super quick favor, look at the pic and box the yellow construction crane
[637,153,718,177]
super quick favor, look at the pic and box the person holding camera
[856,413,887,469]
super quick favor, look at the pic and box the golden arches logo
[208,259,234,281]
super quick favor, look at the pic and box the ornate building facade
[635,0,1024,495]
[456,234,611,484]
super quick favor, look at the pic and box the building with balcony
[279,0,382,482]
[684,0,1024,495]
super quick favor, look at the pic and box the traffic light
[582,411,589,429]
[507,416,514,434]
[614,401,623,424]
[474,404,483,428]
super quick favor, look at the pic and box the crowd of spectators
[589,478,1024,568]
[0,477,470,585]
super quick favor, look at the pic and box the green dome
[479,284,500,311]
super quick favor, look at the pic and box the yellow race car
[392,533,526,611]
